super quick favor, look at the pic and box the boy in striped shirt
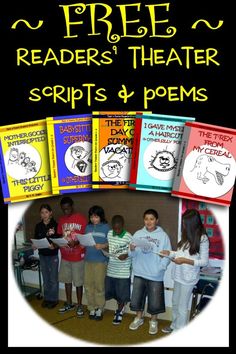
[105,215,132,325]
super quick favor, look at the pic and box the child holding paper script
[57,196,87,317]
[105,215,132,325]
[84,205,110,320]
[160,209,209,333]
[129,209,172,335]
[34,204,59,309]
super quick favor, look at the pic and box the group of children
[33,196,209,336]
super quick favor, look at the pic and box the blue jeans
[130,276,165,315]
[105,276,131,304]
[39,255,59,302]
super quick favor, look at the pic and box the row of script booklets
[0,112,235,207]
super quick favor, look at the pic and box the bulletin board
[182,199,224,259]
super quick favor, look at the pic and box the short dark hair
[88,205,107,223]
[111,215,124,226]
[60,196,74,206]
[143,209,159,219]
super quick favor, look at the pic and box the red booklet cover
[171,121,236,206]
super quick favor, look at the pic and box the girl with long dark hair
[161,209,209,333]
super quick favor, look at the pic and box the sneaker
[76,305,84,317]
[95,308,103,320]
[129,317,144,330]
[161,326,173,334]
[149,320,158,335]
[58,303,75,314]
[112,310,123,325]
[89,310,96,320]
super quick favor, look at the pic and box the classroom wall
[23,190,179,249]
[15,199,225,321]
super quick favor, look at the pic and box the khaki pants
[84,262,107,311]
[59,259,84,287]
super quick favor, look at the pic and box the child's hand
[68,239,77,248]
[51,241,59,249]
[47,228,55,236]
[173,257,186,264]
[118,253,128,261]
[95,243,103,250]
[159,250,170,257]
[63,230,71,238]
[174,257,194,265]
[130,243,136,251]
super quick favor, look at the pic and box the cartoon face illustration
[21,156,30,167]
[150,150,177,172]
[5,145,41,180]
[191,155,231,185]
[99,144,131,182]
[18,152,26,164]
[26,160,37,174]
[64,142,92,177]
[159,155,170,167]
[8,148,19,164]
[70,146,90,170]
[143,141,180,181]
[70,146,87,161]
[101,160,123,178]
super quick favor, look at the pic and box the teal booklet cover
[129,113,195,193]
